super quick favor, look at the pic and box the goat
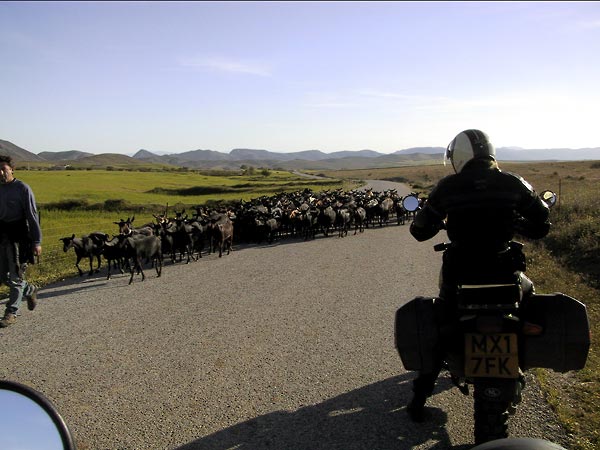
[208,213,234,257]
[116,234,163,284]
[353,206,367,234]
[114,216,153,237]
[395,200,407,225]
[60,232,108,276]
[152,221,176,264]
[254,214,280,244]
[188,218,207,259]
[377,196,395,227]
[334,207,351,238]
[101,235,128,280]
[299,203,317,241]
[170,216,197,264]
[317,204,336,237]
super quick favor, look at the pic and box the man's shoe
[0,313,17,328]
[26,285,38,311]
[407,395,427,423]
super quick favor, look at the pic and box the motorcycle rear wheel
[473,384,510,444]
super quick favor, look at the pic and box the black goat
[114,216,153,236]
[101,235,128,280]
[117,234,163,284]
[60,232,108,276]
[317,204,336,237]
[170,216,197,264]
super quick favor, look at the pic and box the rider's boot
[407,393,427,422]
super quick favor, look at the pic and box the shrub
[103,199,130,211]
[45,199,90,210]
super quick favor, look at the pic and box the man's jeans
[0,236,35,315]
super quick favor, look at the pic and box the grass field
[4,161,599,448]
[17,168,352,208]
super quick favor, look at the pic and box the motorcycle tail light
[522,321,544,336]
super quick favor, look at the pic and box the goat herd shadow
[176,373,473,450]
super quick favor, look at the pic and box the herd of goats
[59,187,423,284]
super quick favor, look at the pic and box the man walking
[0,155,42,328]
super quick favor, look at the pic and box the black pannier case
[394,297,439,373]
[521,293,591,372]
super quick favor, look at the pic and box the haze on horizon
[1,1,600,156]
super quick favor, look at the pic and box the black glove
[514,216,551,239]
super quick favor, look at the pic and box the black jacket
[410,159,550,253]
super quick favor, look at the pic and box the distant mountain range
[2,139,600,171]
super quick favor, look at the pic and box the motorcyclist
[406,129,551,422]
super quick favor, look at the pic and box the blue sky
[1,1,600,155]
[0,388,66,450]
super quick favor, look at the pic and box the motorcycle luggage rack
[457,283,522,310]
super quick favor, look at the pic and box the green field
[18,168,350,208]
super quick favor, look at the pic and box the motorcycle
[395,191,591,444]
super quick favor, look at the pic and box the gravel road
[0,181,570,449]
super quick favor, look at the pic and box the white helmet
[445,129,496,173]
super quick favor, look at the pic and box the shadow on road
[176,374,473,450]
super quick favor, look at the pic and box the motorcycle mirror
[0,380,76,450]
[540,190,557,208]
[402,194,420,212]
[470,437,566,449]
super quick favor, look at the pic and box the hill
[0,139,45,162]
[394,147,445,155]
[38,150,93,161]
[129,146,600,169]
[129,147,443,170]
[74,153,157,167]
[2,138,600,171]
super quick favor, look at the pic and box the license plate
[465,333,519,378]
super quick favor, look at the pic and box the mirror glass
[540,190,557,208]
[402,195,420,212]
[0,389,65,450]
